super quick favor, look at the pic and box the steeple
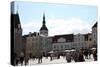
[11,7,21,29]
[43,12,45,25]
[40,13,48,31]
[40,12,48,36]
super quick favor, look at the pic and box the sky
[12,1,97,36]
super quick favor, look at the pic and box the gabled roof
[92,22,97,28]
[11,13,21,29]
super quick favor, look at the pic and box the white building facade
[52,34,74,51]
[74,33,85,50]
[91,22,97,48]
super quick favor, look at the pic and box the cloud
[47,17,92,36]
[22,21,42,35]
[22,17,92,36]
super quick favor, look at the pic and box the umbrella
[70,49,76,52]
[64,50,71,52]
[48,51,54,54]
[91,48,96,50]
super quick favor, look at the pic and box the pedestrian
[88,49,92,59]
[38,56,41,63]
[78,51,85,62]
[93,49,97,61]
[20,56,24,65]
[50,54,53,61]
[15,57,20,65]
[66,52,71,63]
[84,49,88,59]
[25,56,29,65]
[73,51,79,62]
[19,52,24,65]
[40,55,42,63]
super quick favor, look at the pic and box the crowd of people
[14,48,97,66]
[65,48,97,63]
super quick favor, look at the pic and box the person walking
[25,56,29,65]
[84,49,88,59]
[66,52,71,63]
[15,57,20,65]
[20,52,24,65]
[78,50,85,62]
[40,55,42,63]
[50,54,53,61]
[93,49,97,61]
[88,49,92,59]
[73,51,79,62]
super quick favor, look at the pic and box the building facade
[52,34,74,51]
[25,32,52,57]
[92,22,97,48]
[41,36,52,56]
[21,12,97,58]
[74,33,85,50]
[25,32,42,58]
[12,12,23,57]
[83,33,92,49]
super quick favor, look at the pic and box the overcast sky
[12,1,97,36]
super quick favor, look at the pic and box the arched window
[57,38,66,42]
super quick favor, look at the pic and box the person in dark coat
[20,52,24,65]
[40,55,42,63]
[25,56,29,65]
[50,54,53,61]
[15,57,20,65]
[84,49,88,59]
[93,49,97,61]
[88,49,92,59]
[38,56,41,63]
[38,55,42,63]
[78,50,85,62]
[73,51,79,62]
[66,52,71,63]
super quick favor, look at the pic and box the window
[58,38,66,42]
[61,45,63,48]
[18,24,20,28]
[65,45,67,48]
[45,32,47,33]
[89,38,91,41]
[54,45,56,48]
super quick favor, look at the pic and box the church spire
[40,12,48,36]
[40,12,48,31]
[43,12,45,20]
[43,12,45,25]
